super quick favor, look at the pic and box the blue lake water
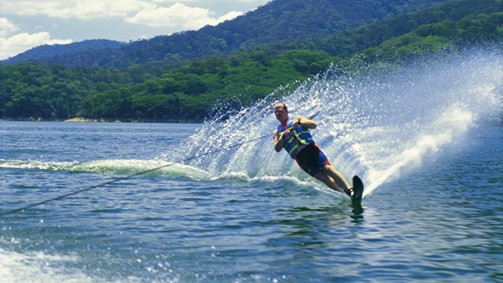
[1,50,502,282]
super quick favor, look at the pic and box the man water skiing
[272,102,363,202]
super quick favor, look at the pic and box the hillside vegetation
[0,0,501,122]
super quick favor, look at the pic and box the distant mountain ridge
[3,0,449,68]
[3,39,124,65]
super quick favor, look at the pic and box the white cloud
[126,2,242,29]
[218,11,244,23]
[3,1,72,18]
[2,1,245,27]
[2,0,153,20]
[0,17,20,37]
[0,17,72,60]
[71,0,156,20]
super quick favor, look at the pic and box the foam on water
[173,49,502,196]
[0,159,212,180]
[0,248,93,283]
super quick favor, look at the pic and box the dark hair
[274,101,287,110]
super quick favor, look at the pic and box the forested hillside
[4,40,124,65]
[0,0,501,122]
[4,0,449,68]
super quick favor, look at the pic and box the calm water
[1,50,502,282]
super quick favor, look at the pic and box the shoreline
[0,117,203,124]
[64,117,117,123]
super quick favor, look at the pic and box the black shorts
[294,144,330,178]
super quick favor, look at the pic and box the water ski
[351,175,364,205]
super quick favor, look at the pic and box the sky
[0,0,271,60]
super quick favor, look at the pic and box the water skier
[273,102,361,201]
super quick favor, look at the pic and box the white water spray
[174,49,502,196]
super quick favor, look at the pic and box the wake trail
[171,49,502,196]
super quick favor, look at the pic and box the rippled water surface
[1,124,501,282]
[1,50,502,282]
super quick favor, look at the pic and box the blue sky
[0,0,270,60]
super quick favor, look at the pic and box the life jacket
[277,121,315,159]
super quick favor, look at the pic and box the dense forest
[0,0,501,122]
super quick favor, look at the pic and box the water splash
[0,159,211,180]
[173,49,502,196]
[0,248,94,282]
